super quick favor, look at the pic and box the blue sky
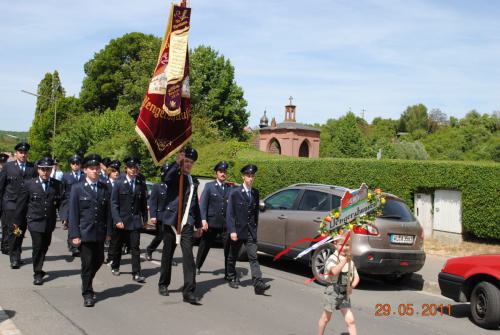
[1,0,499,131]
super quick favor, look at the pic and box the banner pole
[177,159,184,235]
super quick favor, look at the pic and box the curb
[0,306,22,335]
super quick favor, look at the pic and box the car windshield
[380,198,415,222]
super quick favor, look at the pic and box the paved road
[0,227,497,335]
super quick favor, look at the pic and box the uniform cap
[15,142,30,152]
[0,153,9,163]
[102,157,111,167]
[37,157,55,168]
[183,148,198,162]
[82,154,102,168]
[124,156,140,168]
[108,160,121,171]
[240,164,258,175]
[68,154,82,164]
[214,161,228,171]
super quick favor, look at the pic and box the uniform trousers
[4,209,27,263]
[195,227,229,275]
[1,209,8,253]
[227,231,262,285]
[29,230,52,275]
[146,222,164,254]
[80,241,105,297]
[159,224,196,297]
[110,229,141,274]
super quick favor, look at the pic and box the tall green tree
[398,104,429,134]
[189,45,249,139]
[28,71,65,159]
[320,112,369,158]
[80,32,161,115]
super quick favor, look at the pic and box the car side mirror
[259,201,266,212]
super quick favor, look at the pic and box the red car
[438,254,500,329]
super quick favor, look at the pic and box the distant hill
[0,130,28,152]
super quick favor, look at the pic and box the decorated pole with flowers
[273,184,386,289]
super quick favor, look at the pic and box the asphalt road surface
[0,227,497,335]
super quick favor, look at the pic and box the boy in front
[318,235,360,335]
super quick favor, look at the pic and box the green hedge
[229,154,500,240]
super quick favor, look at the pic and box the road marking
[0,305,22,335]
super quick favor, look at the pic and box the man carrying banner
[158,148,202,304]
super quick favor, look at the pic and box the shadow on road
[44,269,81,282]
[258,253,427,293]
[449,303,470,318]
[97,284,142,302]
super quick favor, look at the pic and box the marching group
[0,142,270,308]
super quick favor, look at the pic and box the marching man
[69,154,113,307]
[226,164,270,295]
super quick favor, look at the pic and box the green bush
[232,154,500,240]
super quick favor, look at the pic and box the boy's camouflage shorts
[323,284,351,312]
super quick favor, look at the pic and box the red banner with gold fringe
[136,2,191,165]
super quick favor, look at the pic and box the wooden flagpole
[176,0,187,236]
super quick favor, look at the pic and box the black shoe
[172,260,178,266]
[10,261,20,269]
[145,252,152,261]
[84,296,95,307]
[183,294,201,305]
[224,275,230,281]
[158,285,169,296]
[196,268,201,275]
[72,251,80,257]
[18,259,25,265]
[228,279,239,289]
[254,280,270,295]
[132,273,146,283]
[33,275,43,286]
[111,268,120,276]
[1,249,8,255]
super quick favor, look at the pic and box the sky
[0,0,499,131]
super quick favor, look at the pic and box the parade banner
[136,2,192,165]
[274,184,384,261]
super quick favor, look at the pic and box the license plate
[390,234,414,245]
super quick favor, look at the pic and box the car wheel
[470,281,500,329]
[311,243,335,286]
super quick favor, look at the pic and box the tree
[398,104,429,134]
[27,71,65,159]
[80,32,161,115]
[189,45,249,139]
[428,108,448,133]
[320,112,369,158]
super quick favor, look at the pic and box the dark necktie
[91,183,97,194]
[247,190,252,202]
[20,163,25,173]
[43,180,49,192]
